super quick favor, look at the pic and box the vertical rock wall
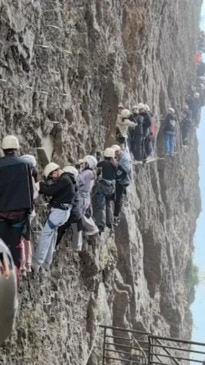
[0,0,202,364]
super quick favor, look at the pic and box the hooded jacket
[0,155,33,213]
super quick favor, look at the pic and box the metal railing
[100,325,205,365]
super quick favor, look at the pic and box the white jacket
[116,114,135,137]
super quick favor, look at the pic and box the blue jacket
[116,150,132,186]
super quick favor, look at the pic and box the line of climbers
[0,29,204,344]
[0,81,203,282]
[0,135,132,280]
[115,89,204,160]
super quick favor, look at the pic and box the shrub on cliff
[185,259,199,304]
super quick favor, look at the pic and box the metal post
[148,335,153,365]
[102,327,106,365]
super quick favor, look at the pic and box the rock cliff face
[0,0,202,364]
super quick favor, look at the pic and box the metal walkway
[100,325,205,365]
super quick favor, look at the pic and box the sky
[191,0,205,350]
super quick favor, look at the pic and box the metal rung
[106,335,148,344]
[105,347,147,358]
[104,341,148,352]
[151,335,205,347]
[151,352,205,363]
[104,355,139,364]
[152,343,205,355]
[100,325,149,335]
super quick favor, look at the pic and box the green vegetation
[185,259,199,304]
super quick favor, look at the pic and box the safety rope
[130,336,147,361]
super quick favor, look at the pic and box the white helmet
[137,103,145,111]
[132,105,138,110]
[111,144,121,152]
[20,154,37,168]
[168,107,175,114]
[194,92,200,98]
[2,135,20,150]
[118,103,124,109]
[121,109,131,119]
[83,155,97,169]
[43,162,59,178]
[144,104,151,112]
[104,148,115,158]
[63,165,79,179]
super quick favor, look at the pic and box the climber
[0,135,33,276]
[93,148,117,234]
[56,166,83,252]
[128,105,145,161]
[195,52,202,66]
[138,103,153,159]
[163,108,177,155]
[198,84,205,107]
[77,155,99,236]
[149,109,157,150]
[116,108,135,146]
[115,104,124,141]
[96,151,102,162]
[181,105,193,146]
[20,154,39,276]
[32,162,75,272]
[0,239,18,345]
[186,92,201,125]
[197,62,205,77]
[111,145,132,226]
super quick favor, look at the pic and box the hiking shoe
[106,224,112,229]
[113,216,120,226]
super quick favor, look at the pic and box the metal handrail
[101,325,205,365]
[100,325,149,335]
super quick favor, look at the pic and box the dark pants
[114,183,126,217]
[145,136,153,157]
[130,134,144,160]
[93,194,113,229]
[182,126,191,145]
[93,180,115,229]
[0,221,24,269]
[56,217,83,247]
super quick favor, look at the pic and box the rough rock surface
[0,0,202,364]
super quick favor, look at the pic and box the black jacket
[97,160,117,181]
[186,96,200,115]
[39,172,75,206]
[182,109,193,129]
[164,113,177,132]
[0,155,33,212]
[66,174,82,222]
[139,112,152,135]
[129,113,144,136]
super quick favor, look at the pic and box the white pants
[79,195,98,233]
[33,207,71,271]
